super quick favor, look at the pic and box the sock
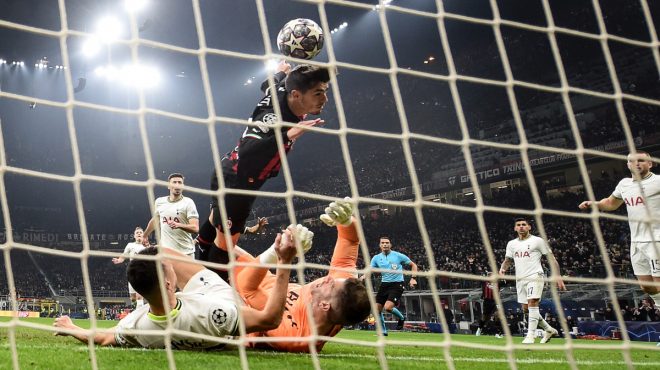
[537,316,550,330]
[208,245,230,283]
[527,307,540,337]
[391,307,405,320]
[198,219,217,245]
[258,242,278,265]
[380,313,388,334]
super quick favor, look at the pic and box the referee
[370,236,418,336]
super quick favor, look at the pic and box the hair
[334,278,371,325]
[379,236,390,242]
[284,65,330,93]
[127,247,161,299]
[168,173,184,181]
[514,217,530,225]
[134,226,143,232]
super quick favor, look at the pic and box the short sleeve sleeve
[505,242,513,259]
[208,302,239,337]
[397,252,412,265]
[611,180,625,200]
[186,199,199,219]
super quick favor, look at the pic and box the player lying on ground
[220,198,371,352]
[499,217,566,344]
[52,228,298,349]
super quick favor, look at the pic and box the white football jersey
[154,196,199,255]
[122,242,145,261]
[115,270,239,349]
[505,234,549,279]
[612,173,660,243]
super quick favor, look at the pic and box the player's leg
[375,288,388,336]
[634,242,660,307]
[212,193,256,251]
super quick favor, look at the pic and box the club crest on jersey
[391,263,399,270]
[624,196,645,207]
[256,113,278,133]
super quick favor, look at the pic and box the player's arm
[579,195,624,212]
[260,61,290,92]
[545,252,567,291]
[243,217,269,234]
[112,245,131,264]
[143,216,157,246]
[240,229,297,333]
[169,217,199,234]
[499,257,514,275]
[53,316,117,346]
[406,259,418,289]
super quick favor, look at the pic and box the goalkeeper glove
[320,197,353,227]
[290,224,314,253]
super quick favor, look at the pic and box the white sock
[650,292,660,308]
[259,243,278,265]
[527,307,541,337]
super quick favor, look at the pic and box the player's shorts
[211,174,258,235]
[516,272,545,304]
[376,282,404,306]
[128,282,136,295]
[184,269,234,299]
[630,241,660,277]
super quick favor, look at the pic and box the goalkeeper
[231,198,371,353]
[200,61,330,262]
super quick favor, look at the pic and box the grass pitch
[1,318,659,369]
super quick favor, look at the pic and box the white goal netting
[1,0,659,369]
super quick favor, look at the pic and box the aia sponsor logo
[624,196,645,207]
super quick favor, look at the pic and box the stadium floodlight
[124,0,149,13]
[0,59,6,64]
[82,38,102,58]
[265,58,279,72]
[95,16,123,42]
[120,64,160,88]
[19,61,24,66]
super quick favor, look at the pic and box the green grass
[1,318,659,369]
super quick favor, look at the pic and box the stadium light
[0,59,6,64]
[120,64,160,88]
[95,16,123,42]
[265,58,279,72]
[82,38,102,58]
[124,0,149,13]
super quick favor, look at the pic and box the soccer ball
[277,18,324,60]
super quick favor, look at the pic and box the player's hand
[286,118,325,142]
[275,229,297,263]
[53,315,76,335]
[409,278,417,289]
[276,60,291,74]
[255,217,269,234]
[578,201,592,210]
[111,257,122,264]
[289,224,313,253]
[320,197,353,227]
[557,279,567,291]
[167,220,178,229]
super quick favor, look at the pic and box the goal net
[1,0,659,369]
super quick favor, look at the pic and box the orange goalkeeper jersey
[237,223,359,352]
